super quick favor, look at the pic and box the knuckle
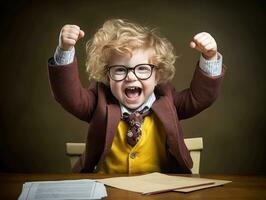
[73,25,80,30]
[62,24,71,31]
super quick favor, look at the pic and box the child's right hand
[59,25,85,51]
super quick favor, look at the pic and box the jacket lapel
[151,94,192,172]
[95,103,121,169]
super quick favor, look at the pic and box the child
[48,19,225,174]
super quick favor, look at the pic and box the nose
[125,69,137,81]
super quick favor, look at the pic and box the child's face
[108,48,159,110]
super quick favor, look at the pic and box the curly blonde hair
[86,19,176,85]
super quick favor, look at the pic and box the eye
[112,66,127,74]
[136,65,151,73]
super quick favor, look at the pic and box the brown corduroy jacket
[48,57,225,173]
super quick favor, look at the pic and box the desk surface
[1,173,266,200]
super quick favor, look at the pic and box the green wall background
[1,0,265,174]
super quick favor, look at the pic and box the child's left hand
[190,32,217,60]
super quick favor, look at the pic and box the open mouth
[125,86,142,99]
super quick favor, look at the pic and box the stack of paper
[18,179,107,200]
[98,172,231,195]
[174,176,232,193]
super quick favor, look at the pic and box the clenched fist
[59,25,85,51]
[190,32,218,60]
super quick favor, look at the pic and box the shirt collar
[120,92,156,116]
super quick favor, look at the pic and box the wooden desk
[0,173,265,200]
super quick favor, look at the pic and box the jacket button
[130,152,137,159]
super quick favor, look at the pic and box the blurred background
[0,0,265,174]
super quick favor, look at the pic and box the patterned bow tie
[122,107,150,147]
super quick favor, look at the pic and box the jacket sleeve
[47,57,97,122]
[173,65,226,120]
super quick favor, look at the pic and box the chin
[124,102,142,110]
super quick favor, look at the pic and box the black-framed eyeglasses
[107,64,156,82]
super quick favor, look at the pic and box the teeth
[127,87,138,90]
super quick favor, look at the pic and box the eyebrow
[108,63,152,67]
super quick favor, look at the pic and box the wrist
[202,52,218,61]
[59,44,74,52]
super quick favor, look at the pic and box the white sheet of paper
[18,179,107,200]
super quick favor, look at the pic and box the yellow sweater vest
[97,113,173,174]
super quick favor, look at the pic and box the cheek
[110,81,123,98]
[142,78,157,95]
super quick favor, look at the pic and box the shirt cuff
[199,52,223,76]
[54,46,75,65]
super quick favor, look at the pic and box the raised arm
[48,25,97,122]
[175,32,225,119]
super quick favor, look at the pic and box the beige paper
[175,178,232,192]
[98,172,229,195]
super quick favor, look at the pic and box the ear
[155,70,161,85]
[106,77,111,86]
[103,73,111,86]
